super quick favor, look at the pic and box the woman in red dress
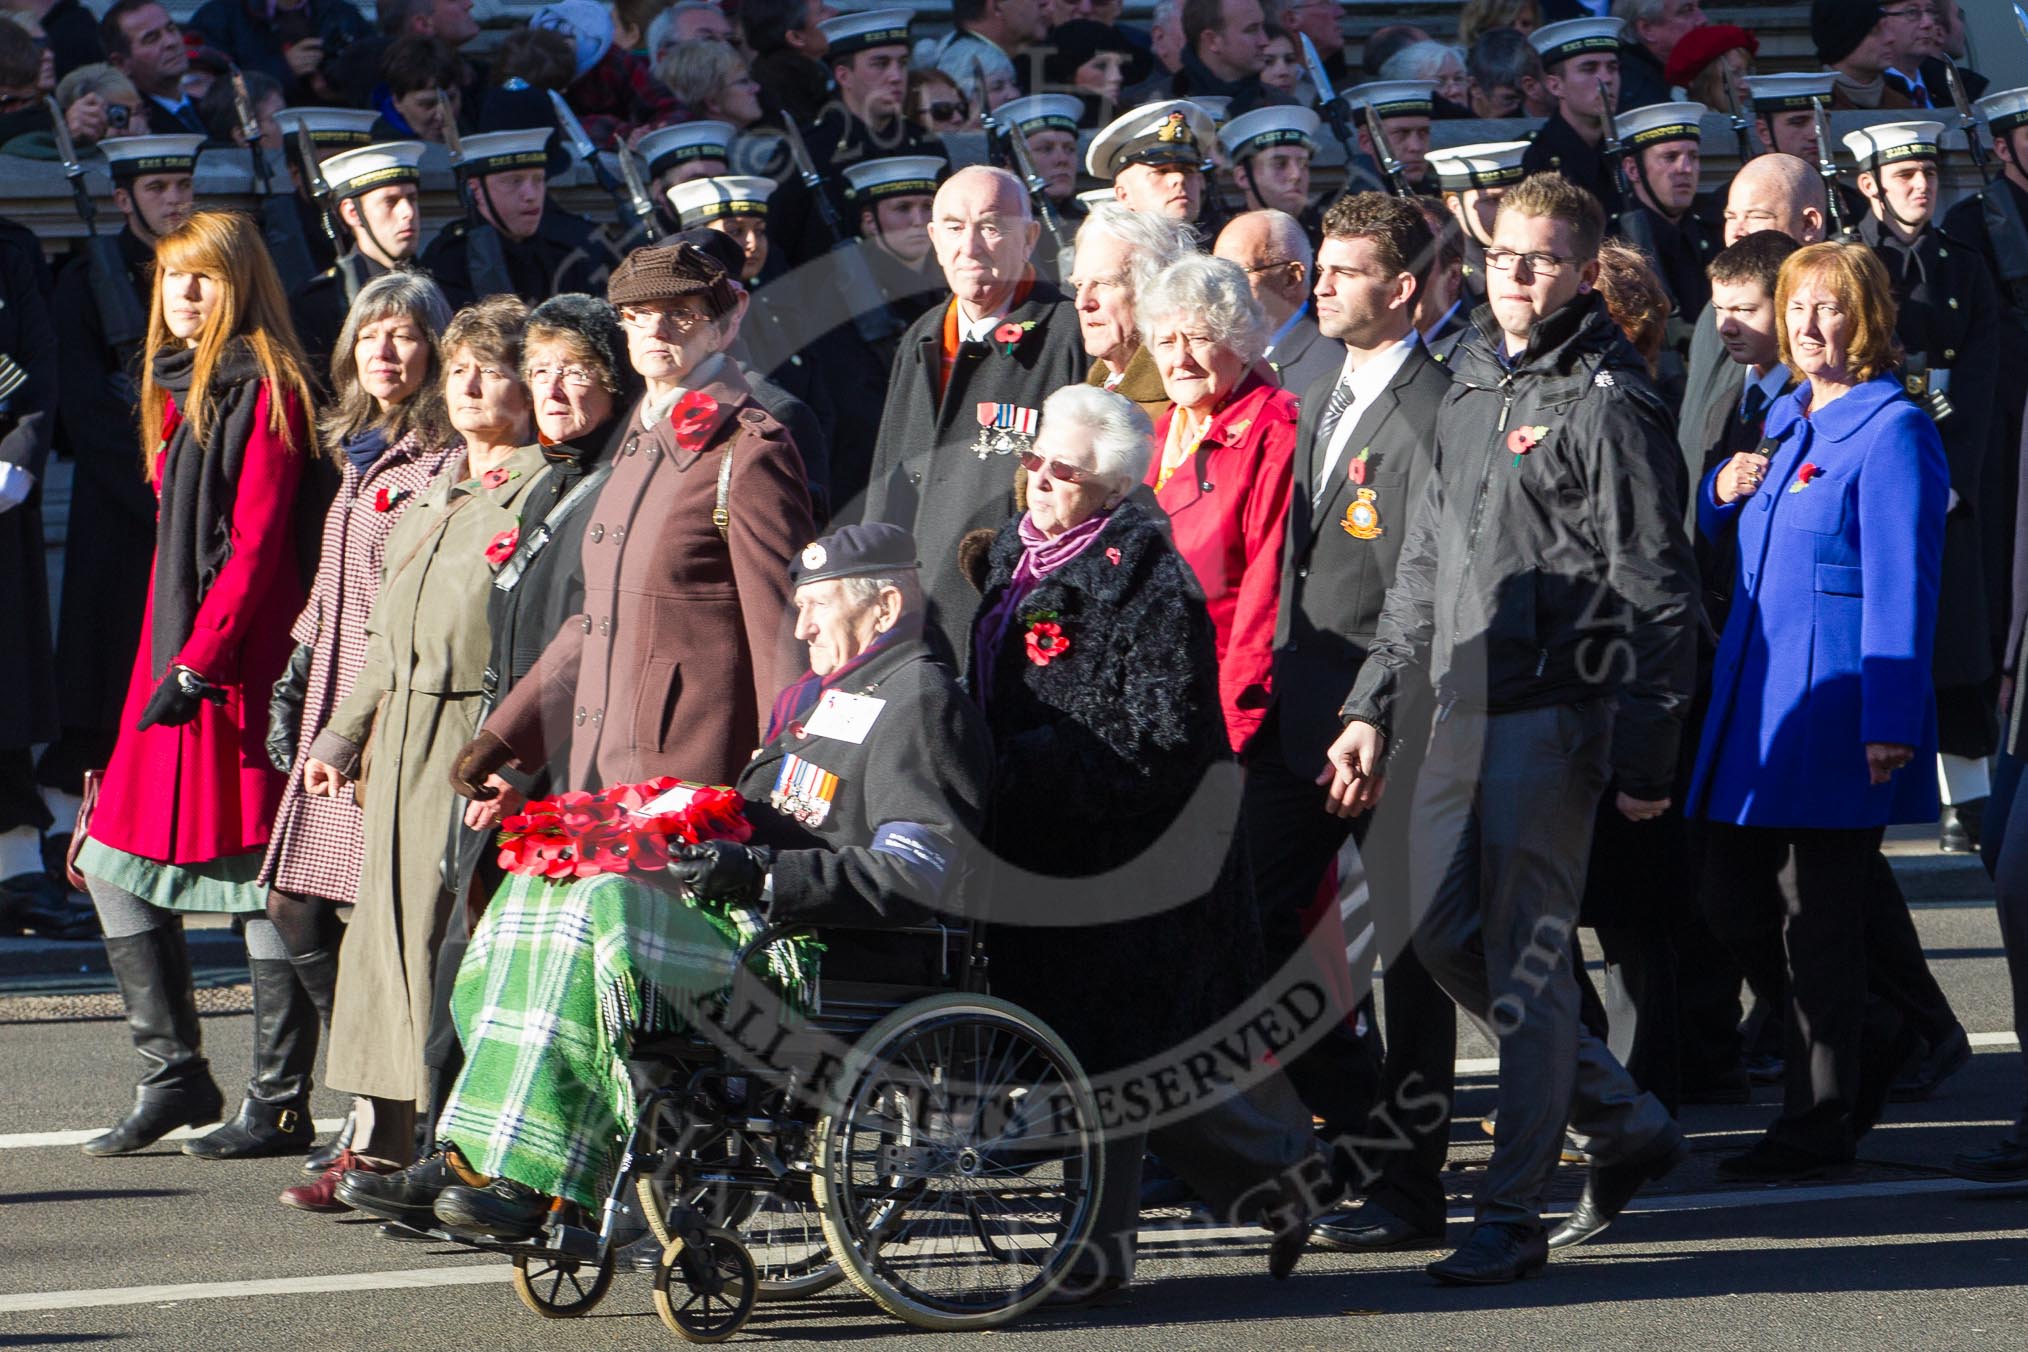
[76,212,319,1158]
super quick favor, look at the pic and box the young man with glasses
[1325,170,1697,1285]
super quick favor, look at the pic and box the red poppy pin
[1025,620,1069,666]
[993,320,1036,355]
[669,390,719,452]
[485,526,519,568]
[1349,446,1374,485]
[1105,546,1121,566]
[372,485,406,512]
[1788,462,1820,494]
[1506,424,1549,466]
[480,466,517,490]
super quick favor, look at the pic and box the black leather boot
[183,957,317,1159]
[286,946,348,1174]
[83,927,225,1156]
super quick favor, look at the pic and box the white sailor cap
[667,174,777,225]
[995,93,1083,138]
[457,128,556,178]
[1425,140,1530,191]
[842,155,945,204]
[1615,101,1707,151]
[275,107,378,151]
[1085,99,1216,180]
[320,141,427,198]
[1742,72,1837,113]
[100,133,204,179]
[1344,80,1436,120]
[1218,105,1319,161]
[819,6,912,61]
[1076,186,1116,209]
[1975,86,2028,137]
[1191,95,1232,126]
[1841,120,1945,169]
[636,120,735,178]
[1529,17,1625,68]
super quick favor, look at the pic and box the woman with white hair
[1139,253,1298,755]
[1381,39,1472,111]
[1069,203,1199,422]
[970,383,1317,1296]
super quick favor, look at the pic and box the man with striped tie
[1242,193,1458,1255]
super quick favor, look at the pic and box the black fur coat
[968,498,1264,1074]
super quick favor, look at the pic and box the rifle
[1594,76,1631,218]
[778,116,904,346]
[547,90,659,243]
[972,68,1072,266]
[615,138,664,245]
[46,96,146,357]
[1360,101,1413,199]
[238,71,319,292]
[1298,34,1363,173]
[439,96,517,301]
[290,120,340,251]
[1986,7,2028,319]
[1809,96,1849,239]
[1718,70,1756,162]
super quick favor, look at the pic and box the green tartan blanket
[437,871,818,1209]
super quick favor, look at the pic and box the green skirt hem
[75,837,269,915]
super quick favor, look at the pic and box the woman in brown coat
[454,241,812,795]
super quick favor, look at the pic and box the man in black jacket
[1241,193,1457,1255]
[420,125,614,308]
[1326,171,1696,1285]
[1520,18,1625,211]
[862,166,1087,658]
[289,139,429,376]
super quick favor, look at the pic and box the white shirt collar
[1337,334,1418,407]
[1742,361,1787,408]
[959,307,1010,344]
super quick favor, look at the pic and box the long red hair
[138,211,317,480]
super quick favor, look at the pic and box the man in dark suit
[100,0,206,136]
[1234,192,1457,1255]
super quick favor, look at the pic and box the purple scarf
[973,509,1111,699]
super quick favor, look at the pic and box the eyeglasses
[1242,259,1299,275]
[1017,450,1095,484]
[619,305,711,334]
[919,100,968,123]
[526,364,600,389]
[1483,248,1576,276]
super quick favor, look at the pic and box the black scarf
[149,339,272,678]
[525,409,625,521]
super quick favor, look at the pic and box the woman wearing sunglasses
[967,383,1319,1298]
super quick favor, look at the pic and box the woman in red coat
[75,212,318,1158]
[1140,254,1297,756]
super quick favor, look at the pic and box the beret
[792,524,920,587]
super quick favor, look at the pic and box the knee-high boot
[84,925,226,1156]
[183,958,318,1159]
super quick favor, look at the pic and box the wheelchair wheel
[638,1147,843,1299]
[652,1225,758,1343]
[813,993,1103,1331]
[510,1250,614,1318]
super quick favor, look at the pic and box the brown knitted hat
[606,242,737,317]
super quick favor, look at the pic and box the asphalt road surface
[2,844,2024,1351]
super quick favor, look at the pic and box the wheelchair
[413,918,1107,1341]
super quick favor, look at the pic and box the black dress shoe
[336,1151,474,1227]
[1890,1024,1972,1102]
[1426,1222,1547,1286]
[303,1110,357,1176]
[1951,1138,2028,1183]
[1312,1199,1446,1252]
[82,1083,225,1157]
[1939,804,1977,853]
[434,1178,552,1241]
[1716,1137,1852,1182]
[1548,1128,1688,1249]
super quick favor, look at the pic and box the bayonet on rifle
[1360,100,1411,198]
[779,116,904,346]
[1809,96,1849,239]
[615,139,663,243]
[47,95,147,352]
[1298,32,1361,168]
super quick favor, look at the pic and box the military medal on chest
[1342,487,1383,539]
[771,752,839,828]
[974,402,1040,459]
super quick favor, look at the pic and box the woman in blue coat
[1690,241,1950,1180]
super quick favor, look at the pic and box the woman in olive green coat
[285,301,551,1201]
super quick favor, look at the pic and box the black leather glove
[449,730,516,799]
[265,643,313,773]
[137,666,225,732]
[666,841,773,907]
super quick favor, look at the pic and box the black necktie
[1732,383,1770,455]
[1312,377,1353,495]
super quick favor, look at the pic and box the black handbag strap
[492,464,612,595]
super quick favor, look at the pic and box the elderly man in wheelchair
[339,524,1112,1334]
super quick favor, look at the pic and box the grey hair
[1379,40,1465,84]
[1135,254,1269,366]
[654,37,746,108]
[1039,384,1155,492]
[322,270,454,448]
[839,572,923,612]
[57,62,137,109]
[1074,203,1199,298]
[649,2,726,57]
[1611,0,1672,25]
[1243,206,1313,271]
[1151,0,1183,29]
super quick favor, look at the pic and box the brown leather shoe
[281,1150,394,1213]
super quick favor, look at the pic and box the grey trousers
[1410,702,1673,1229]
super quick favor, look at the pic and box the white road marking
[7,1174,2024,1314]
[0,1117,347,1150]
